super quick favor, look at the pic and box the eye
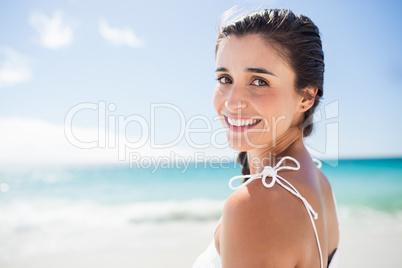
[217,76,232,84]
[251,78,269,87]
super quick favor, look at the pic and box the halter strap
[229,156,324,268]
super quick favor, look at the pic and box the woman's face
[213,34,303,152]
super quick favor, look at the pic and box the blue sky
[0,0,401,165]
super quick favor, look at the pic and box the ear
[299,87,318,112]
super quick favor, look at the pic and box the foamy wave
[127,200,224,223]
[0,199,224,233]
[337,205,402,233]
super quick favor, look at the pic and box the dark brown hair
[215,9,324,175]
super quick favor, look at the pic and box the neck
[247,127,302,174]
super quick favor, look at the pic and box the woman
[193,9,339,268]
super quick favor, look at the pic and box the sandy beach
[0,221,216,268]
[1,207,402,268]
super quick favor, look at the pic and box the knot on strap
[229,156,300,190]
[260,166,277,188]
[228,156,319,221]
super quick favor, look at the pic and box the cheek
[212,87,224,114]
[251,93,280,115]
[270,94,299,129]
[252,93,296,128]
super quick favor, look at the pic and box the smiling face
[213,34,304,152]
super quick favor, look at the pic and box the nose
[225,100,246,111]
[225,85,247,112]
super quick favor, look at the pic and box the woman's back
[215,143,339,267]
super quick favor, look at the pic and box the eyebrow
[215,67,276,77]
[215,67,228,72]
[246,67,276,76]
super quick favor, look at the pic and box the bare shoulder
[220,179,313,267]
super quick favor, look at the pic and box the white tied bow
[228,156,324,268]
[229,156,319,220]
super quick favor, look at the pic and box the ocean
[1,158,401,265]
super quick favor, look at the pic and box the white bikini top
[192,156,339,268]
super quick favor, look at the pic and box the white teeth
[227,117,259,127]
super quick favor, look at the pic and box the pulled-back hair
[215,9,324,175]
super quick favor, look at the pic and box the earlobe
[300,87,318,111]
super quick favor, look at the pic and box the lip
[223,115,262,132]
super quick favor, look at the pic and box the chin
[228,144,251,152]
[226,135,266,152]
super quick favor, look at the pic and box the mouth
[224,115,262,132]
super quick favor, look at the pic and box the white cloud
[98,19,144,48]
[0,48,32,88]
[29,10,73,49]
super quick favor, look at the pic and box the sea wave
[3,198,402,234]
[0,199,225,233]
